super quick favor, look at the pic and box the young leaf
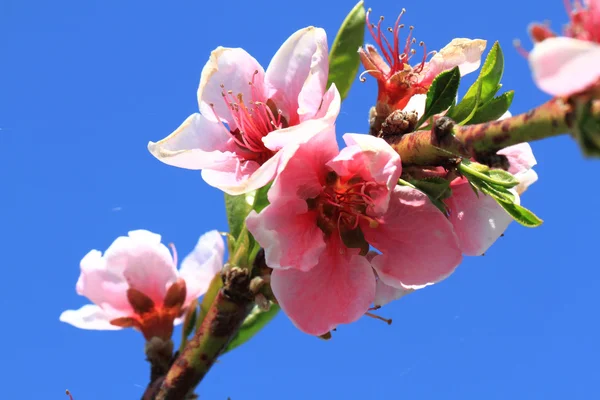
[447,42,504,124]
[459,159,519,189]
[468,91,514,124]
[573,98,600,157]
[224,193,253,240]
[224,303,281,353]
[418,67,461,126]
[327,0,366,101]
[497,202,543,227]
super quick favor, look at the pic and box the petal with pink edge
[423,38,487,84]
[59,304,123,331]
[270,236,375,336]
[179,230,225,305]
[265,122,339,201]
[529,37,600,96]
[365,186,462,289]
[265,27,329,123]
[197,47,266,127]
[446,179,517,256]
[103,230,178,305]
[147,113,235,170]
[76,250,132,315]
[246,198,325,272]
[374,279,413,307]
[497,143,537,175]
[200,150,279,195]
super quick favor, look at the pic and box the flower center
[210,71,287,164]
[309,171,382,238]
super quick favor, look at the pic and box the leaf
[196,273,223,329]
[496,201,543,227]
[573,98,600,157]
[224,303,281,353]
[224,193,253,241]
[477,180,516,204]
[459,159,519,189]
[418,67,461,126]
[327,1,366,101]
[447,42,504,125]
[468,91,514,124]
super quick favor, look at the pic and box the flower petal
[200,151,279,195]
[246,199,325,272]
[365,186,462,289]
[445,179,516,256]
[104,230,178,305]
[374,278,413,307]
[497,143,537,175]
[147,113,234,170]
[59,304,123,331]
[529,37,600,96]
[402,93,427,116]
[178,230,225,304]
[76,250,132,315]
[265,27,329,124]
[270,236,375,336]
[197,47,266,127]
[424,38,487,83]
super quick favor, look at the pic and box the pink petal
[59,304,123,331]
[178,230,225,305]
[529,37,600,96]
[497,143,537,175]
[262,116,338,155]
[147,113,235,170]
[197,47,267,128]
[445,179,516,256]
[246,198,325,272]
[270,236,375,336]
[374,278,413,307]
[200,150,280,195]
[311,84,342,123]
[76,250,132,315]
[265,122,339,201]
[365,186,462,289]
[422,38,487,84]
[265,27,329,124]
[104,230,178,305]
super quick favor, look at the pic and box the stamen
[66,390,74,400]
[365,312,393,325]
[513,39,530,58]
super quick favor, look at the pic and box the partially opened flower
[60,230,224,340]
[148,26,340,195]
[445,143,538,256]
[359,8,486,119]
[525,0,600,96]
[246,130,462,335]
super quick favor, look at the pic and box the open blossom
[60,230,224,340]
[246,130,462,335]
[526,0,600,96]
[147,27,340,195]
[359,8,486,116]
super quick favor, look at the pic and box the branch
[389,98,600,165]
[155,268,254,400]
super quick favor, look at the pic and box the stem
[141,338,174,400]
[155,268,254,400]
[389,98,599,165]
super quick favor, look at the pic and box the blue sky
[2,0,599,398]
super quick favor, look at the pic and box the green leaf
[468,91,514,124]
[418,67,461,126]
[224,193,253,240]
[477,180,516,204]
[224,303,281,353]
[327,1,366,101]
[447,42,504,125]
[459,159,519,189]
[196,273,223,329]
[496,201,543,227]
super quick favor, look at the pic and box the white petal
[59,304,122,331]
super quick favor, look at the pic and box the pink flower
[60,230,224,340]
[527,0,600,96]
[359,9,486,114]
[445,142,538,256]
[148,27,340,195]
[246,131,462,335]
